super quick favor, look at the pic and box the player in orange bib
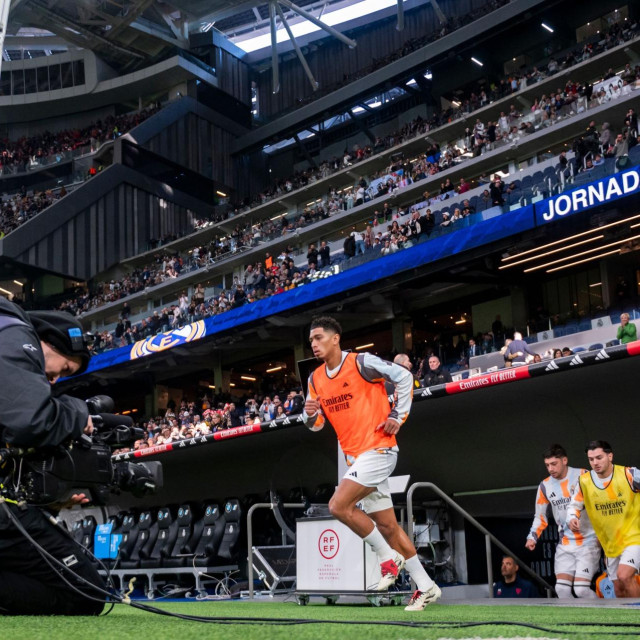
[303,316,440,611]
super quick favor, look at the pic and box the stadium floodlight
[541,22,554,33]
[471,57,483,67]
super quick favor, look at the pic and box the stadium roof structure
[5,0,354,71]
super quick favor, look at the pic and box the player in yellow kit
[568,440,640,597]
[303,316,440,611]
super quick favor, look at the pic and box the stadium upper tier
[79,144,640,353]
[57,79,639,329]
[2,20,637,239]
[0,106,160,180]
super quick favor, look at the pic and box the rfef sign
[318,529,339,559]
[535,166,640,225]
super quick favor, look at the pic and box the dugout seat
[193,503,226,567]
[140,507,178,569]
[120,510,156,569]
[80,516,98,551]
[71,518,84,545]
[164,504,197,568]
[217,499,243,562]
[115,512,139,563]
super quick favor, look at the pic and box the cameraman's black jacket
[0,297,88,449]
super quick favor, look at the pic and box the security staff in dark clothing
[0,296,106,616]
[421,355,452,387]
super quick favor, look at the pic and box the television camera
[0,395,162,506]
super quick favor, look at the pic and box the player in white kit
[525,444,600,598]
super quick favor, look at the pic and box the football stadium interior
[1,0,640,634]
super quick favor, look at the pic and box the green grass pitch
[2,601,640,640]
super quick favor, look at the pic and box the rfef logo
[318,529,339,559]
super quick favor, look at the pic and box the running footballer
[302,316,440,610]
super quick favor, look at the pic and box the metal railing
[247,501,305,599]
[406,481,555,598]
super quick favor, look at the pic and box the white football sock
[555,580,573,598]
[574,583,597,599]
[363,526,395,562]
[405,554,435,592]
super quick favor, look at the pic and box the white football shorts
[343,448,398,514]
[606,545,640,580]
[554,543,601,579]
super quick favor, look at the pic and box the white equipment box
[296,516,382,592]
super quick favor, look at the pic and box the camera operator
[0,296,106,616]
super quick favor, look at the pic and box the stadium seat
[192,503,226,568]
[578,320,592,333]
[71,518,84,546]
[564,322,579,335]
[553,325,566,337]
[140,507,178,569]
[120,510,157,569]
[164,504,198,568]
[588,343,604,351]
[217,499,243,563]
[116,512,139,562]
[81,516,98,552]
[523,335,537,344]
[572,346,586,353]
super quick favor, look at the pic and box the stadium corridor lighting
[524,234,640,273]
[13,280,23,286]
[208,385,216,389]
[216,190,227,197]
[241,375,257,381]
[471,57,483,67]
[541,22,554,33]
[266,366,283,373]
[355,343,374,350]
[547,249,620,273]
[501,213,640,262]
[0,287,12,296]
[499,235,605,269]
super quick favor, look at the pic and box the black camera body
[1,395,162,506]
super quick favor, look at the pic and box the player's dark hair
[310,316,342,336]
[585,440,613,454]
[543,444,567,460]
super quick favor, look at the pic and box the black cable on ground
[4,500,640,635]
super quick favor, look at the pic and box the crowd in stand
[61,89,639,343]
[0,105,161,235]
[1,18,637,242]
[0,185,66,236]
[0,105,160,174]
[230,18,639,212]
[4,15,634,338]
[114,313,628,454]
[114,390,306,454]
